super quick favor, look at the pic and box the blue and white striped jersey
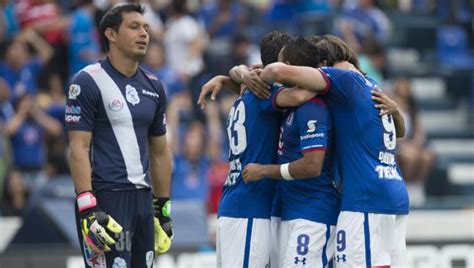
[65,58,167,191]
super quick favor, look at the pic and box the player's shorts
[270,216,285,268]
[278,219,335,268]
[75,189,155,268]
[334,211,408,268]
[216,216,271,268]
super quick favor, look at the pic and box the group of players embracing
[199,32,409,268]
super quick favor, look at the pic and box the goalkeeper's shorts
[75,189,155,268]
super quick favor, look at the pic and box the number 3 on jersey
[227,101,247,155]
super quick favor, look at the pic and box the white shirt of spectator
[164,15,204,77]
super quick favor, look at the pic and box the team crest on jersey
[125,85,140,105]
[112,257,126,268]
[145,251,154,268]
[286,112,294,126]
[68,84,81,99]
[108,98,124,111]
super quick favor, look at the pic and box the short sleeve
[297,98,331,153]
[65,71,100,132]
[319,67,355,101]
[258,82,285,113]
[148,79,167,136]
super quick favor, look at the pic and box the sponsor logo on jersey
[68,84,81,99]
[65,105,81,114]
[307,120,317,133]
[65,115,81,123]
[141,89,159,98]
[125,85,140,105]
[300,132,324,140]
[108,99,124,111]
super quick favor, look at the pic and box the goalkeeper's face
[114,11,150,61]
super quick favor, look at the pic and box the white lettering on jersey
[300,132,325,140]
[378,151,395,165]
[375,165,402,180]
[307,120,317,133]
[141,89,159,98]
[225,158,242,186]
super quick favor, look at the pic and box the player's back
[218,84,283,219]
[319,67,409,214]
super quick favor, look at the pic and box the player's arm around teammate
[243,150,325,182]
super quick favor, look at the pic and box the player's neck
[107,50,139,77]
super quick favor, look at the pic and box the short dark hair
[280,37,323,68]
[312,35,365,73]
[260,31,293,67]
[99,3,146,51]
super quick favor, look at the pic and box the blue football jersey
[218,84,284,219]
[278,97,341,225]
[319,67,409,214]
[65,58,167,192]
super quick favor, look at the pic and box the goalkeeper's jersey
[277,97,340,225]
[319,67,409,215]
[65,58,167,192]
[218,84,284,219]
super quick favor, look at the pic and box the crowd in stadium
[0,0,472,222]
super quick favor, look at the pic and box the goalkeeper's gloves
[153,197,173,254]
[77,191,123,254]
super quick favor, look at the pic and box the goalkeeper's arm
[149,134,173,253]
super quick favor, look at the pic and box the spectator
[68,0,100,78]
[15,0,70,83]
[143,42,185,98]
[0,0,19,41]
[0,29,53,98]
[392,78,435,206]
[4,93,62,213]
[338,0,391,51]
[163,0,207,80]
[170,121,210,201]
[199,0,245,39]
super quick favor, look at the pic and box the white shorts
[278,219,335,268]
[216,217,271,268]
[334,211,408,268]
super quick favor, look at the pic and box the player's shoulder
[298,97,329,116]
[270,82,285,91]
[321,66,351,75]
[139,67,165,92]
[69,63,103,96]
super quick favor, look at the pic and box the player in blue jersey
[258,35,409,268]
[199,31,293,268]
[66,4,173,267]
[242,37,341,268]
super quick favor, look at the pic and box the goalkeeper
[67,4,173,267]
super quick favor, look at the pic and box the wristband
[280,163,294,180]
[77,191,97,212]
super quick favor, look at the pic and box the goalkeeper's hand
[153,197,173,254]
[77,191,123,255]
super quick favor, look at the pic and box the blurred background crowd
[0,0,473,260]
